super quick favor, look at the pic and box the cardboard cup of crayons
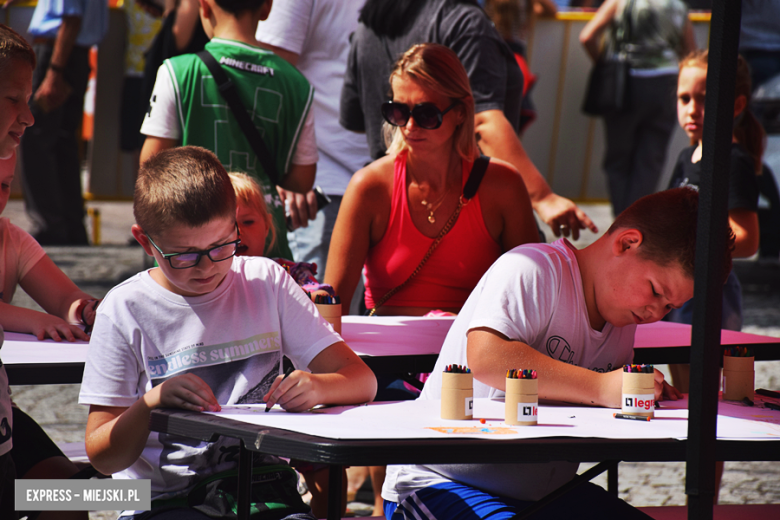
[441,367,473,420]
[622,365,655,418]
[722,349,754,401]
[505,372,538,426]
[314,301,341,335]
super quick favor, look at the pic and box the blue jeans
[384,480,651,520]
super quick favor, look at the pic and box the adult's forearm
[50,16,82,68]
[474,110,552,205]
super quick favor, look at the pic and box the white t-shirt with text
[383,240,636,503]
[79,256,342,504]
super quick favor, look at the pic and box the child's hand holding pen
[654,368,683,402]
[264,366,321,412]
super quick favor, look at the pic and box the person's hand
[278,187,318,231]
[654,368,683,402]
[30,313,90,342]
[77,298,100,327]
[33,69,71,113]
[156,373,221,412]
[263,370,321,412]
[534,193,598,241]
[599,368,625,408]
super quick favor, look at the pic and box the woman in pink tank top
[326,43,539,316]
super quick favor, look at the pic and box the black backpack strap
[196,50,280,185]
[463,155,490,200]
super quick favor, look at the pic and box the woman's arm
[728,208,759,258]
[474,110,597,239]
[579,0,619,61]
[478,158,541,251]
[324,159,392,307]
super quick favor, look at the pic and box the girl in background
[666,49,762,349]
[665,50,763,502]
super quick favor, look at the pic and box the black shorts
[10,407,66,478]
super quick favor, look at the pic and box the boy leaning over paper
[383,187,735,520]
[79,146,376,520]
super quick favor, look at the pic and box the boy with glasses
[79,146,376,520]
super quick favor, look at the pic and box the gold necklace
[409,161,457,224]
[421,188,450,223]
[411,177,452,224]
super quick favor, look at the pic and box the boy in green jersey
[140,0,317,259]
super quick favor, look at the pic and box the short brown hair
[134,146,236,237]
[607,187,735,283]
[0,24,36,70]
[385,43,479,161]
[228,171,277,252]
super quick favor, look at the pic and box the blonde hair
[228,171,277,252]
[134,146,236,237]
[0,24,36,71]
[384,43,479,161]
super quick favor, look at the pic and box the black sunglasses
[146,224,241,269]
[381,101,459,130]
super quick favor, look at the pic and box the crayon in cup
[312,293,342,335]
[621,364,655,418]
[505,369,537,426]
[722,347,754,401]
[441,365,473,420]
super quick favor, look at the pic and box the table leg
[327,464,344,520]
[238,440,252,520]
[515,460,618,520]
[608,464,618,496]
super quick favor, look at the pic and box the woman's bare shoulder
[477,157,532,205]
[349,155,396,195]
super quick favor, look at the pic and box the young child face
[236,202,269,257]
[677,64,707,143]
[0,58,34,160]
[144,216,238,297]
[0,153,14,214]
[597,250,694,328]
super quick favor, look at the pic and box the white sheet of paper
[209,397,780,442]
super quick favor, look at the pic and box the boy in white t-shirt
[79,146,376,520]
[383,187,734,520]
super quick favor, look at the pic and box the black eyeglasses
[381,101,459,130]
[146,225,241,269]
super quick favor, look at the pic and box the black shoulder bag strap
[367,155,490,315]
[196,50,280,186]
[463,155,489,201]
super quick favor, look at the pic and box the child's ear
[258,0,273,20]
[131,224,155,258]
[734,94,747,118]
[612,228,644,256]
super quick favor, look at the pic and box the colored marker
[756,388,780,399]
[613,413,651,422]
[265,366,295,412]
